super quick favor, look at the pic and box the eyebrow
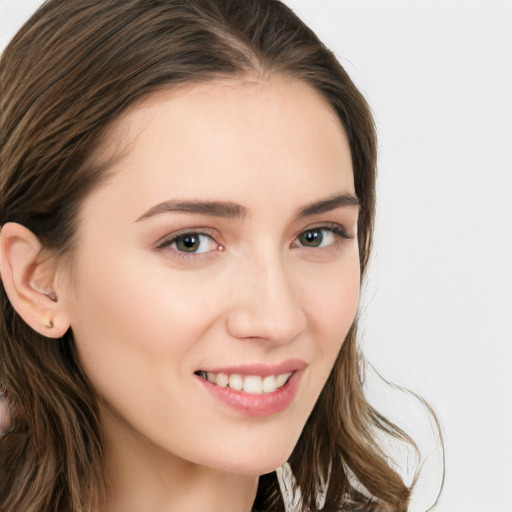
[135,193,359,222]
[297,193,360,217]
[135,200,246,222]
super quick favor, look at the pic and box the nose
[225,253,307,344]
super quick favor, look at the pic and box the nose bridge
[226,246,307,343]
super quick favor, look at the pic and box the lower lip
[197,371,302,417]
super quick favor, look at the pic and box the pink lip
[197,359,307,376]
[195,359,306,417]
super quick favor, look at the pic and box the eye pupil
[300,230,323,247]
[177,235,200,252]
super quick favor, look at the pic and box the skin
[1,76,361,511]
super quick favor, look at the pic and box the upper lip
[196,359,307,377]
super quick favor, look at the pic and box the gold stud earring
[41,311,54,329]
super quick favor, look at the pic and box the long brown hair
[1,1,417,510]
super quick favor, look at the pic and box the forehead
[83,76,354,219]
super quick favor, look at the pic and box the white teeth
[200,371,292,393]
[275,372,292,388]
[216,372,229,387]
[262,375,276,393]
[228,374,243,391]
[243,376,263,394]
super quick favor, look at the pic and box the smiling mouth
[194,371,293,394]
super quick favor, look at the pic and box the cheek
[68,238,234,414]
[304,254,360,354]
[296,250,360,406]
[68,248,197,394]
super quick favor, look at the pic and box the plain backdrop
[1,1,511,511]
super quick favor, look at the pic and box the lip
[197,359,307,377]
[195,359,306,417]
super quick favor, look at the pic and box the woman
[0,1,440,510]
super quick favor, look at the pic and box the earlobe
[0,222,70,338]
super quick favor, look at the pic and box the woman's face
[65,77,360,475]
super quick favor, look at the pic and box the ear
[0,222,70,338]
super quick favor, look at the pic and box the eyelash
[155,223,351,261]
[155,228,222,261]
[294,223,351,248]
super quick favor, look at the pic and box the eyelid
[154,227,222,254]
[293,222,352,243]
[152,222,352,260]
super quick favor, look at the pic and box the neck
[99,406,259,512]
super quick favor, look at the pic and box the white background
[1,1,511,511]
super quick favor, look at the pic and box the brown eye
[299,229,324,247]
[171,233,215,253]
[175,234,200,252]
[294,226,346,249]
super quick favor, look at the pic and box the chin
[206,440,297,476]
[218,457,290,477]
